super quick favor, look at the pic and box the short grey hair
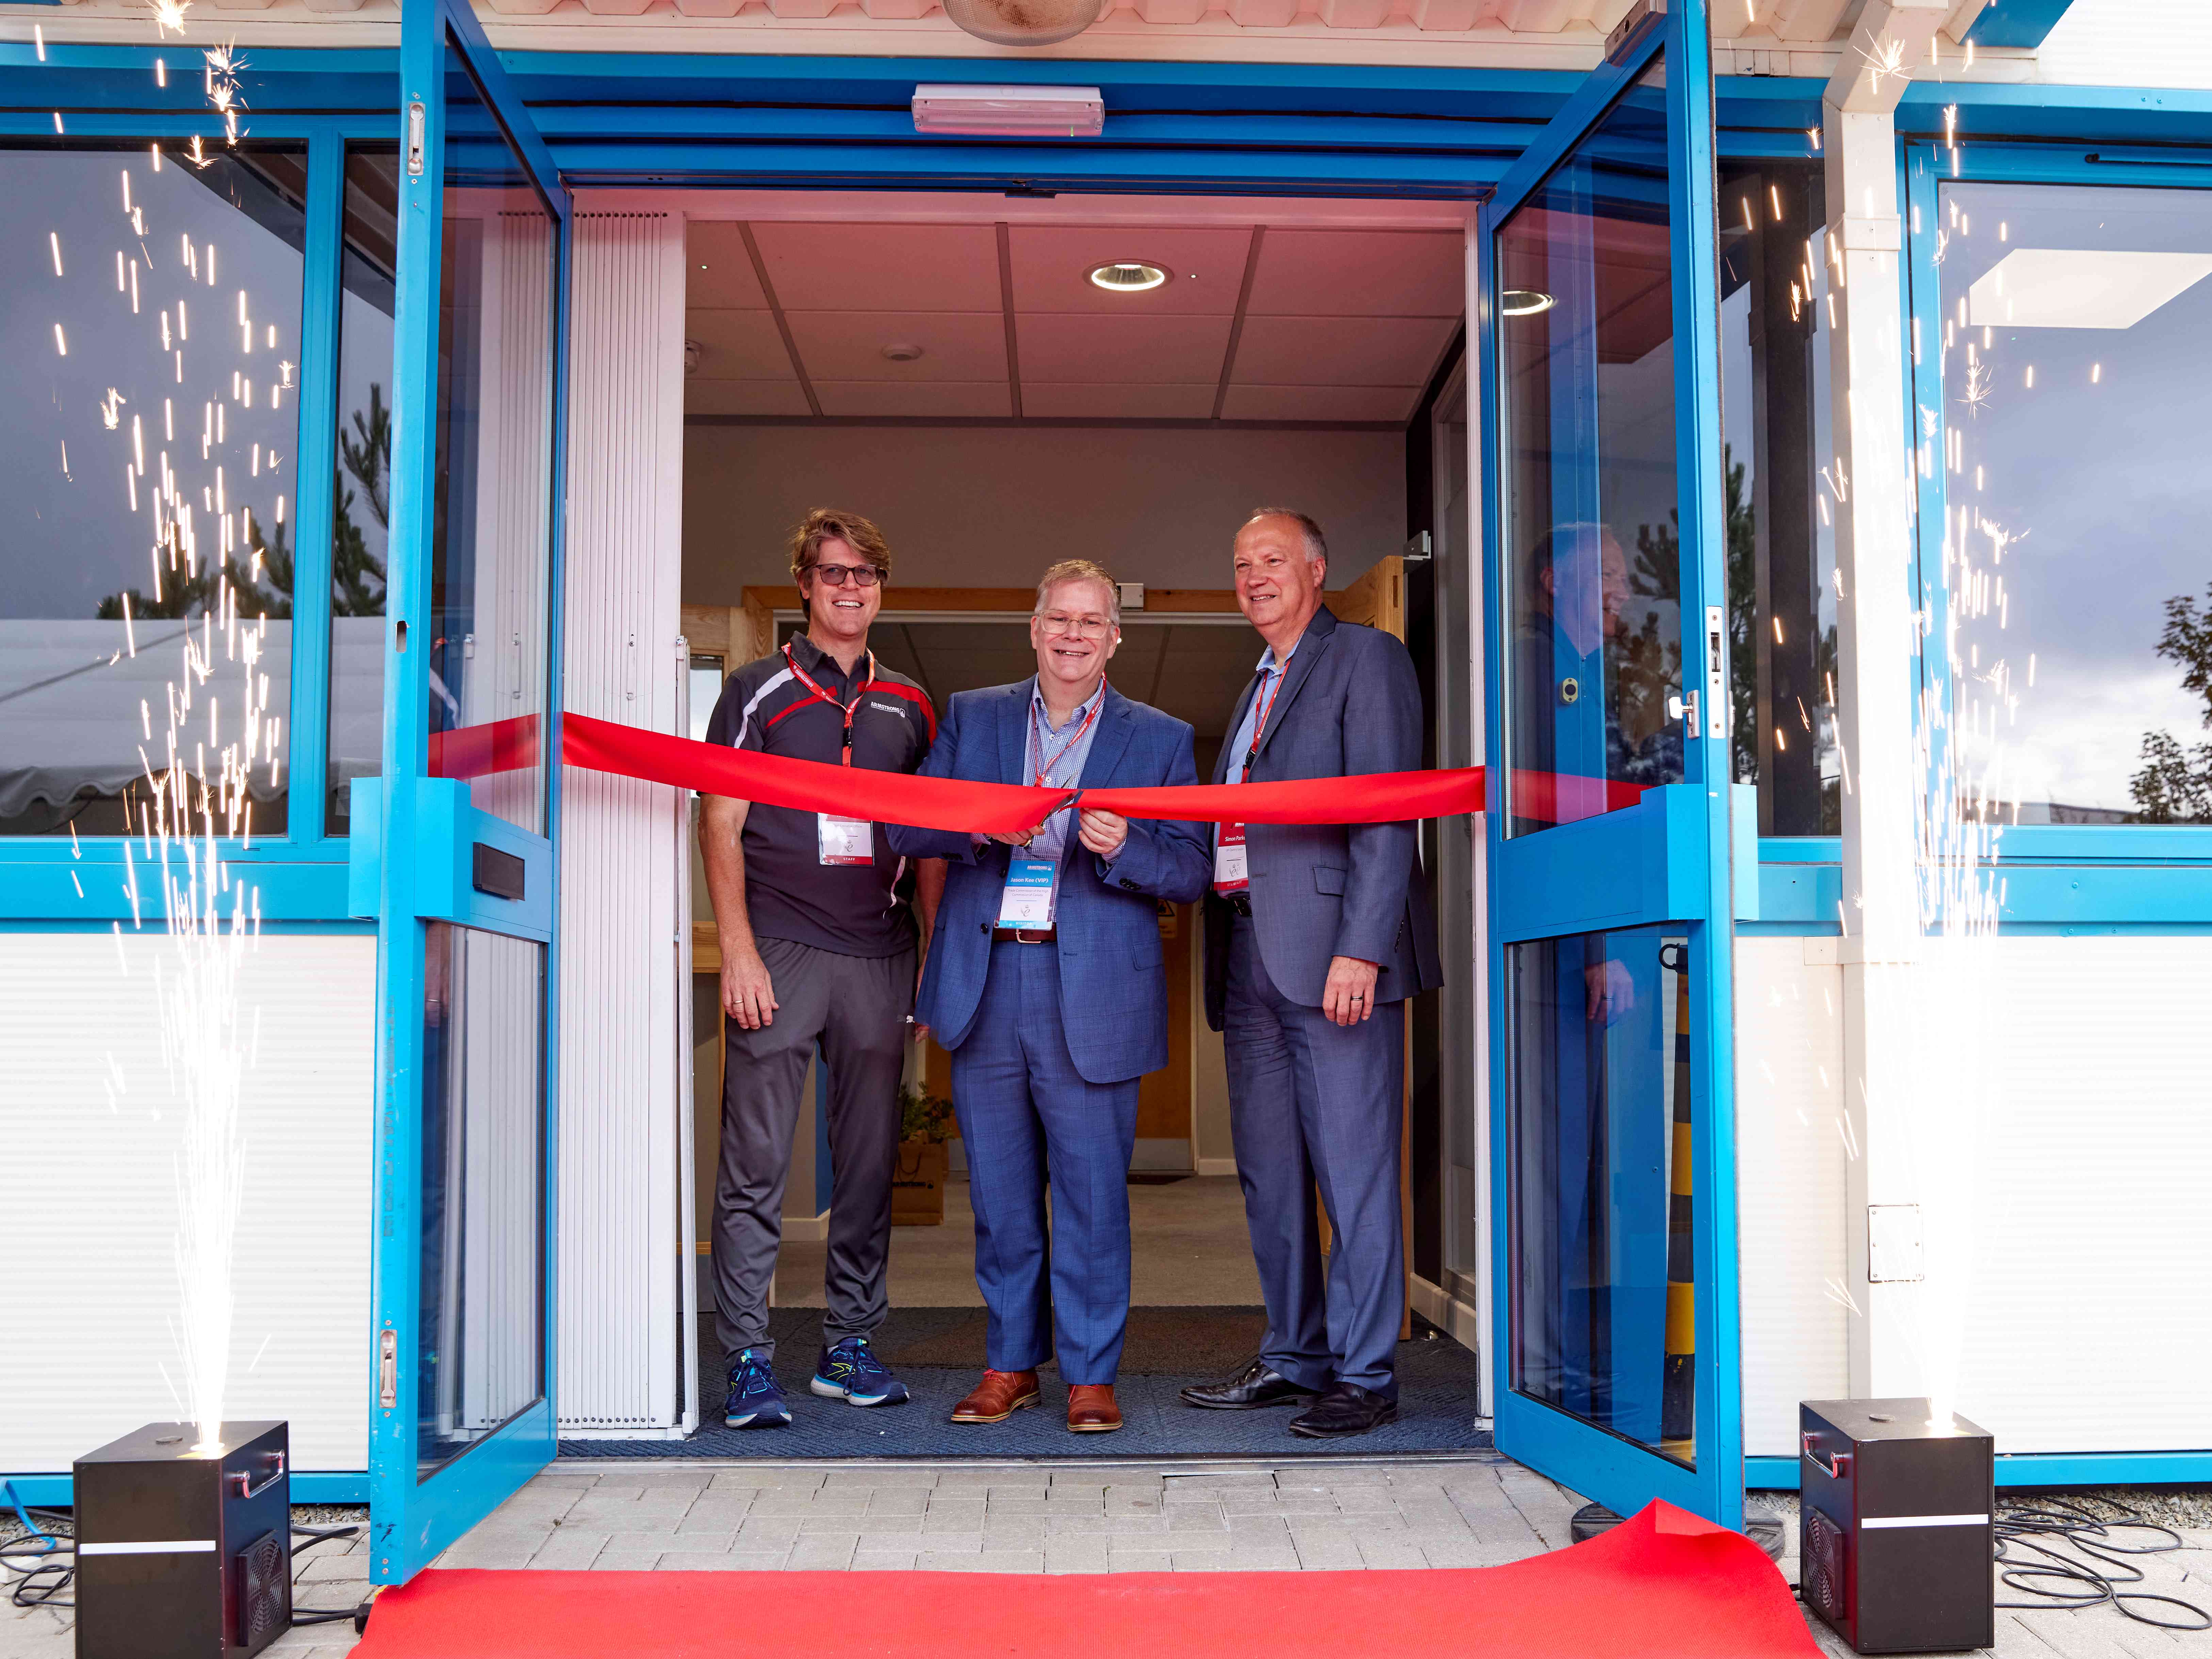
[1243,507,1328,565]
[1033,558,1121,627]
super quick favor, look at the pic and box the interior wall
[682,424,1405,602]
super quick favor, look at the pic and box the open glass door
[362,0,570,1585]
[1477,0,1742,1527]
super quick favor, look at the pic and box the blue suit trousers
[1223,915,1406,1396]
[951,940,1139,1385]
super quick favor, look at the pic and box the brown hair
[1033,558,1120,627]
[789,508,892,581]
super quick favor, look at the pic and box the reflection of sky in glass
[0,148,304,621]
[1938,181,2212,818]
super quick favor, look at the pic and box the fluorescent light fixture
[1966,248,2212,330]
[1087,261,1168,292]
[1501,289,1556,316]
[912,85,1105,138]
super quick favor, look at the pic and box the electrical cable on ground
[1995,1494,2210,1632]
[3,1492,372,1629]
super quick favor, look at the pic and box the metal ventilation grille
[1802,1507,1845,1624]
[235,1530,290,1652]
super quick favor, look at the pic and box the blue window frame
[0,79,399,924]
[1904,140,2212,926]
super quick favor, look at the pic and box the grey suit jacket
[1202,605,1442,1028]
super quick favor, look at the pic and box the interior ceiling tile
[811,380,1014,418]
[683,379,814,418]
[1006,226,1251,316]
[1015,312,1235,386]
[1245,229,1467,318]
[685,223,770,310]
[1019,383,1219,420]
[783,311,1009,382]
[684,308,797,381]
[752,222,1002,313]
[1230,314,1458,387]
[1216,384,1422,423]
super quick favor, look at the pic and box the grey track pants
[711,933,915,1365]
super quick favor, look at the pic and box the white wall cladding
[1734,935,1849,1459]
[2038,0,2212,89]
[555,209,690,1434]
[1951,934,2212,1452]
[0,932,374,1473]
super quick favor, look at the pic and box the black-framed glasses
[808,564,884,588]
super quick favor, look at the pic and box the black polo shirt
[703,633,937,959]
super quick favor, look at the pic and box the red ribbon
[430,712,1652,831]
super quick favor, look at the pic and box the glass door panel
[1480,0,1741,1530]
[1497,66,1684,838]
[365,0,568,1586]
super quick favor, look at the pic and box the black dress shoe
[1179,1358,1321,1411]
[1288,1381,1398,1438]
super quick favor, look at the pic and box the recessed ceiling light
[882,342,925,362]
[1501,289,1556,316]
[1088,261,1169,293]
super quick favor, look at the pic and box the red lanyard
[1239,660,1288,782]
[1031,691,1103,788]
[783,641,874,768]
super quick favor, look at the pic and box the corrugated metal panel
[0,933,375,1473]
[555,210,689,1434]
[1953,935,2212,1452]
[2037,0,2212,86]
[1733,937,1850,1459]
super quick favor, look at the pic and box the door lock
[405,102,426,177]
[1670,690,1698,729]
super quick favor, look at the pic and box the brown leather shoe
[950,1369,1040,1424]
[1066,1384,1122,1433]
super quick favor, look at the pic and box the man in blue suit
[1181,509,1441,1438]
[887,559,1210,1434]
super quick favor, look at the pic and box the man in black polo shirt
[699,508,944,1429]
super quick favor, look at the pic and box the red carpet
[351,1500,1817,1658]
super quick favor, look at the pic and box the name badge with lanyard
[998,694,1102,931]
[1214,661,1288,894]
[782,641,878,866]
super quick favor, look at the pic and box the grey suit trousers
[711,933,913,1364]
[1223,915,1406,1396]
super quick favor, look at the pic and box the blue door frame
[1476,1,1744,1530]
[363,0,573,1585]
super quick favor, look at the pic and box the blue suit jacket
[887,682,1211,1085]
[1202,605,1443,1027]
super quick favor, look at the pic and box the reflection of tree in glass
[1623,446,1761,757]
[333,382,390,618]
[97,516,294,622]
[2129,584,2212,823]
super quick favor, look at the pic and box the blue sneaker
[810,1336,911,1407]
[723,1349,791,1429]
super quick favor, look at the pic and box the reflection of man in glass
[1512,521,1678,827]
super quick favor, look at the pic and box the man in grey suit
[1181,509,1440,1438]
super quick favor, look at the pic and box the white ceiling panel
[686,223,770,310]
[784,311,1008,382]
[1217,384,1421,423]
[1020,383,1218,420]
[1006,225,1252,315]
[1017,313,1235,386]
[753,222,1002,314]
[685,308,796,381]
[813,381,1014,418]
[1230,314,1458,388]
[685,379,815,418]
[1246,229,1465,318]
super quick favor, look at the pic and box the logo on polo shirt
[868,700,906,717]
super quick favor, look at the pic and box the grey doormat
[558,1309,1491,1461]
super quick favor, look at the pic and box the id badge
[998,856,1059,930]
[818,813,874,867]
[1212,823,1249,893]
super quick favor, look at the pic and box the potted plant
[892,1084,955,1226]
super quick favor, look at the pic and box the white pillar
[1821,0,1947,1400]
